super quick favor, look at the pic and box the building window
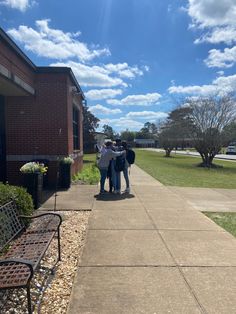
[73,106,79,150]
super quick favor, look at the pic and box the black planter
[60,163,71,189]
[23,173,43,209]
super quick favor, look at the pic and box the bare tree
[186,95,236,167]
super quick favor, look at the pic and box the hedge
[0,182,34,216]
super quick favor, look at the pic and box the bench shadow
[94,193,135,201]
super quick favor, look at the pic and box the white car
[226,142,236,155]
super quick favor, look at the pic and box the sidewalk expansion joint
[39,208,92,211]
[134,188,208,314]
[88,228,157,230]
[88,228,226,232]
[78,264,236,268]
[78,265,179,268]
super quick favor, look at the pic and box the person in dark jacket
[121,141,130,193]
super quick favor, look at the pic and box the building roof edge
[36,66,85,100]
[0,27,36,70]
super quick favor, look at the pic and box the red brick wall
[6,72,68,155]
[0,39,35,86]
[67,76,84,174]
[5,72,84,186]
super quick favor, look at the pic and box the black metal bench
[0,201,62,313]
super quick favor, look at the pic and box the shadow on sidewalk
[94,192,135,201]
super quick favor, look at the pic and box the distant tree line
[102,122,159,142]
[83,94,236,167]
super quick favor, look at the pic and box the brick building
[0,27,84,187]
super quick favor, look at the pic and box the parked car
[226,142,236,155]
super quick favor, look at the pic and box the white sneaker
[124,188,130,193]
[114,190,121,195]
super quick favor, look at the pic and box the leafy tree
[186,95,236,167]
[140,122,158,136]
[158,107,193,157]
[83,105,100,152]
[136,122,158,139]
[120,129,136,142]
[159,124,177,157]
[102,124,115,140]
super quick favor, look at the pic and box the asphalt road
[144,148,236,161]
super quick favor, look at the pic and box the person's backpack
[126,148,135,164]
[115,155,126,172]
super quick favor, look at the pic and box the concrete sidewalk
[67,165,236,314]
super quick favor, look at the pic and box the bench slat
[0,263,31,289]
[0,201,62,313]
[0,202,25,251]
[3,232,55,270]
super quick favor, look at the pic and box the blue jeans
[111,160,121,191]
[123,167,129,188]
[115,171,121,191]
[99,168,108,192]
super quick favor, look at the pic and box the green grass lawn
[135,149,236,189]
[83,153,97,164]
[72,153,100,184]
[204,212,236,238]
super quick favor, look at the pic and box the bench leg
[27,285,32,314]
[58,228,61,261]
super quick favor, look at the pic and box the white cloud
[51,61,146,88]
[0,0,32,11]
[100,118,144,131]
[89,104,121,115]
[169,84,217,96]
[126,111,168,120]
[194,27,236,45]
[187,1,236,68]
[213,74,236,93]
[168,74,236,96]
[205,46,236,68]
[217,70,225,76]
[107,92,162,106]
[7,19,110,62]
[85,88,123,100]
[7,20,148,89]
[104,63,144,79]
[51,61,127,87]
[187,0,236,28]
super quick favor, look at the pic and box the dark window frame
[73,105,79,150]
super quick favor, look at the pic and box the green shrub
[0,183,34,216]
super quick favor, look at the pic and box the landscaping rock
[0,211,90,314]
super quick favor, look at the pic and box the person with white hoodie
[97,141,125,194]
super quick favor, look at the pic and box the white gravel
[0,211,90,314]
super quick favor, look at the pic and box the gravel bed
[0,211,90,314]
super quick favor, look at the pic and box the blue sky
[1,0,236,131]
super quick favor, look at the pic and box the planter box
[60,163,71,189]
[23,173,43,209]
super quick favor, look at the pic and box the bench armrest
[0,258,34,281]
[20,213,62,227]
